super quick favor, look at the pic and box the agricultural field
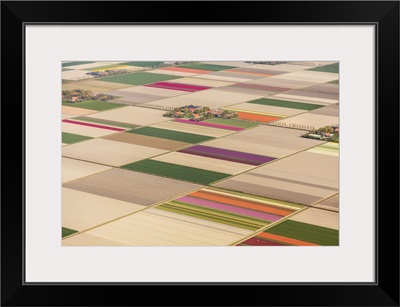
[61,61,340,246]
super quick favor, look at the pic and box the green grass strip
[62,61,94,67]
[62,100,125,111]
[73,117,139,129]
[204,118,259,128]
[329,79,339,84]
[247,98,323,111]
[121,159,230,185]
[178,63,237,71]
[62,132,92,144]
[308,63,339,73]
[98,72,180,85]
[265,220,339,245]
[128,126,213,143]
[158,201,267,230]
[122,61,166,67]
[62,227,78,238]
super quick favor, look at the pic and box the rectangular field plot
[62,208,252,246]
[98,72,181,86]
[179,145,276,166]
[62,69,94,81]
[224,103,305,119]
[177,63,237,71]
[128,126,214,143]
[85,106,168,126]
[62,100,125,111]
[272,70,339,83]
[62,188,145,231]
[247,97,324,111]
[114,85,187,97]
[157,188,304,231]
[152,152,255,175]
[237,219,339,246]
[215,83,290,96]
[63,168,201,206]
[102,132,190,151]
[204,118,259,129]
[144,81,210,92]
[121,159,231,185]
[62,157,112,183]
[62,79,131,92]
[289,208,339,230]
[202,125,324,158]
[62,120,125,137]
[170,77,234,87]
[62,132,92,144]
[62,138,167,166]
[62,105,97,117]
[214,150,338,206]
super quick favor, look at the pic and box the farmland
[61,61,340,246]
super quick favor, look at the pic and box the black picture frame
[1,1,399,306]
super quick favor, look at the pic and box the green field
[121,160,230,185]
[62,132,92,144]
[62,100,125,111]
[128,127,213,143]
[158,201,269,231]
[247,98,323,111]
[178,63,237,71]
[309,63,339,73]
[204,118,259,128]
[99,72,180,85]
[62,227,78,238]
[265,220,339,245]
[122,61,166,67]
[62,61,94,67]
[74,117,140,129]
[329,79,339,84]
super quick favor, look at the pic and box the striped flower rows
[157,188,304,231]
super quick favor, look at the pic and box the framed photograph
[2,1,399,306]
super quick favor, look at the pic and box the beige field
[215,151,338,205]
[272,71,339,83]
[102,133,190,150]
[62,157,111,183]
[63,168,202,206]
[62,122,119,137]
[288,61,338,67]
[151,120,236,138]
[202,125,324,158]
[62,106,97,116]
[171,77,234,87]
[247,77,316,89]
[62,79,131,92]
[62,188,145,231]
[289,208,339,230]
[195,73,253,83]
[63,61,125,70]
[143,90,264,109]
[62,70,94,81]
[272,113,339,130]
[62,138,167,166]
[85,106,168,126]
[313,194,339,211]
[62,207,252,246]
[250,64,312,72]
[152,152,254,175]
[271,93,338,105]
[201,61,252,67]
[118,85,188,97]
[226,102,305,117]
